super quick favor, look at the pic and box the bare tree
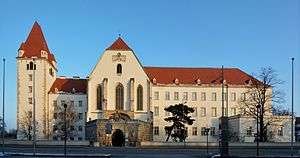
[52,102,78,140]
[238,67,284,142]
[18,111,37,140]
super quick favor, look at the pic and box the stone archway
[112,129,125,147]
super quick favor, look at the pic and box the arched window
[96,84,103,110]
[29,62,34,70]
[28,61,36,70]
[116,83,124,110]
[117,64,122,74]
[137,85,143,111]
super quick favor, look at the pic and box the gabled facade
[87,37,151,123]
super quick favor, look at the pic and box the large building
[16,22,292,145]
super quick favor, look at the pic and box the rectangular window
[246,127,252,136]
[192,127,197,136]
[78,126,83,131]
[211,92,217,101]
[210,127,216,136]
[165,92,170,100]
[78,100,83,107]
[192,107,197,117]
[174,92,179,100]
[78,113,83,120]
[28,86,32,93]
[70,100,74,107]
[201,127,206,136]
[154,92,159,100]
[200,107,206,117]
[231,108,236,116]
[78,137,83,141]
[211,107,217,117]
[61,100,66,106]
[201,92,206,101]
[154,126,159,135]
[28,98,33,104]
[231,92,236,101]
[154,106,159,116]
[241,93,246,101]
[192,92,197,101]
[29,74,33,81]
[278,126,283,136]
[183,92,188,100]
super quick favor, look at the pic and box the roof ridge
[106,37,132,51]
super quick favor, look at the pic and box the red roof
[143,67,257,85]
[18,21,56,63]
[49,78,87,94]
[106,37,132,51]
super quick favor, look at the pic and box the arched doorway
[112,129,125,147]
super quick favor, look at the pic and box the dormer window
[152,78,157,84]
[41,50,48,58]
[18,50,24,57]
[72,88,76,94]
[174,78,179,85]
[196,79,201,85]
[117,64,122,74]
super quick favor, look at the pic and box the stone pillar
[103,78,108,110]
[130,78,134,111]
[147,80,151,121]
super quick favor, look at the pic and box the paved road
[1,145,300,157]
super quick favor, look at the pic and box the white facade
[48,91,87,141]
[17,57,57,140]
[87,49,151,122]
[16,22,292,142]
[228,116,293,142]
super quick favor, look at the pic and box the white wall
[87,50,150,122]
[17,56,56,140]
[151,85,257,142]
[48,93,87,140]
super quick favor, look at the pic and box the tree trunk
[259,113,265,142]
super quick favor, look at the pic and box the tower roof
[106,37,132,51]
[18,21,56,63]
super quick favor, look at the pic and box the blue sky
[0,0,299,129]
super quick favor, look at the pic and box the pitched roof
[49,78,87,94]
[143,67,257,85]
[106,37,132,51]
[18,21,56,63]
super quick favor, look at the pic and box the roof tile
[49,78,87,94]
[18,21,56,63]
[143,67,257,85]
[106,37,132,51]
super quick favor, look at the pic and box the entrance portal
[112,129,125,146]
